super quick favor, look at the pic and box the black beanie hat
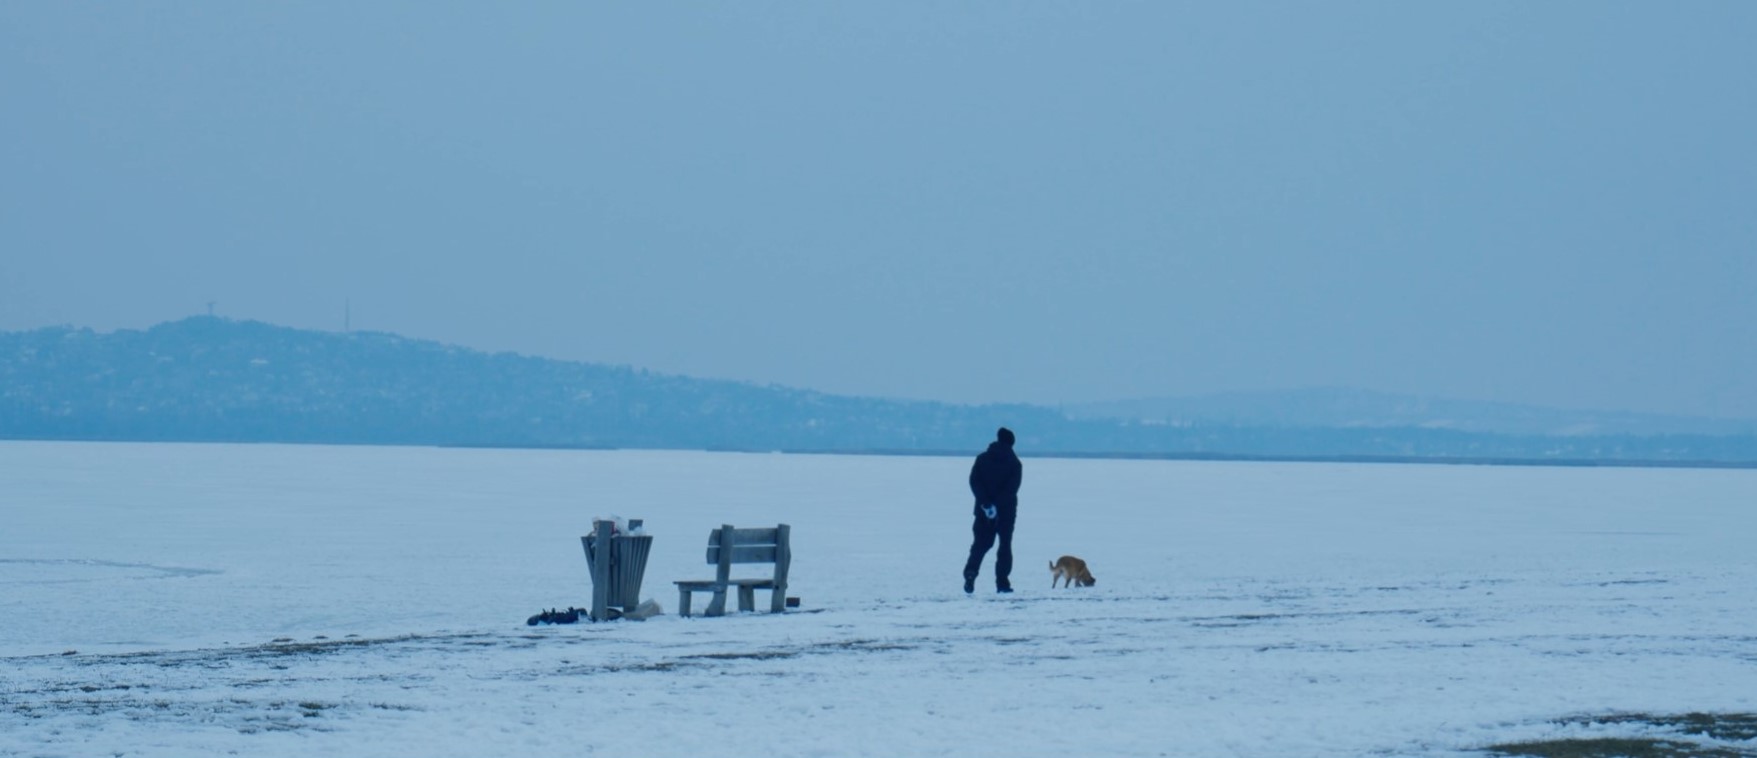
[996,427,1015,446]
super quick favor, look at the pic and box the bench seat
[674,524,791,617]
[674,578,776,617]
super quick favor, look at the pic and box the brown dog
[1050,555,1096,588]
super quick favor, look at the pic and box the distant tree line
[3,317,1754,466]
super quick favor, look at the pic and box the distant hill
[0,317,1060,451]
[1067,387,1757,437]
[3,318,1755,465]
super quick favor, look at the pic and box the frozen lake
[3,441,1755,756]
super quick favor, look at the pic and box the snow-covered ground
[3,441,1755,757]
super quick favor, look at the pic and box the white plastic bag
[624,598,663,621]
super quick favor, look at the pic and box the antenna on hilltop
[206,301,216,317]
[345,298,351,332]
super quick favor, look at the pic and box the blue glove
[982,504,997,520]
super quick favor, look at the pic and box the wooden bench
[674,523,791,617]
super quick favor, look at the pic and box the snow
[3,440,1755,757]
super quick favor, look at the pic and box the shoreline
[5,436,1753,471]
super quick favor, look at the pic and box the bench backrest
[704,523,791,586]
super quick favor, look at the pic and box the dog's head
[1078,574,1096,587]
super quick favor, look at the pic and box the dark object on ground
[785,596,800,608]
[526,607,584,626]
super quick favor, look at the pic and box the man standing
[964,427,1023,594]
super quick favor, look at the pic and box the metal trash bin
[581,519,653,621]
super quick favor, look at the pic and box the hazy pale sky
[3,3,1754,418]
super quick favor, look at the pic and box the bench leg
[770,586,786,613]
[738,585,756,613]
[678,588,692,618]
[706,587,727,617]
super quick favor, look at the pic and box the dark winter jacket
[968,440,1023,510]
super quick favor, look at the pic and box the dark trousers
[963,504,1017,587]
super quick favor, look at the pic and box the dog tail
[1048,560,1055,571]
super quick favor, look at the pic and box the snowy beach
[3,441,1755,756]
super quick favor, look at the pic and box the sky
[2,3,1754,419]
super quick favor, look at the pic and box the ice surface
[3,441,1755,756]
